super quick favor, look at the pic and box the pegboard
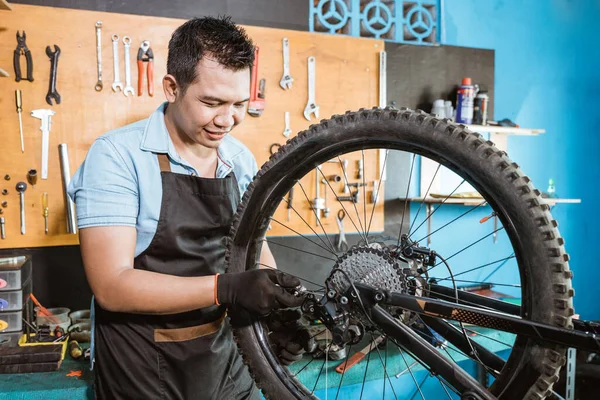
[0,4,384,249]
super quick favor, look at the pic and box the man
[68,16,303,399]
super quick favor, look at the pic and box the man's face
[171,57,250,149]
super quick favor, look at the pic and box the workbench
[0,352,93,400]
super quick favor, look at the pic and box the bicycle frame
[355,283,600,400]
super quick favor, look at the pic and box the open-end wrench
[95,21,103,91]
[335,210,348,252]
[111,35,123,92]
[45,45,61,105]
[123,36,135,96]
[303,56,319,120]
[283,111,291,138]
[279,38,293,90]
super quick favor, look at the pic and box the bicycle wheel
[226,108,574,399]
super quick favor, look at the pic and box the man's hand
[217,269,303,315]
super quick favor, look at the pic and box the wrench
[45,45,61,105]
[279,38,293,90]
[95,21,103,91]
[283,111,292,138]
[335,210,348,252]
[303,56,319,120]
[111,35,123,92]
[122,36,135,96]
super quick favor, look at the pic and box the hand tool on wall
[14,31,34,82]
[335,210,348,252]
[303,56,319,120]
[59,144,77,234]
[279,38,293,90]
[123,36,135,96]
[0,68,9,77]
[283,112,291,138]
[336,334,385,373]
[111,35,123,92]
[321,179,330,219]
[16,182,27,235]
[42,192,49,234]
[15,90,24,153]
[137,40,154,96]
[311,166,325,226]
[0,217,5,239]
[269,143,281,157]
[94,21,103,91]
[337,190,360,203]
[27,169,37,187]
[45,45,61,105]
[286,186,294,222]
[248,46,265,117]
[341,159,350,194]
[371,180,379,204]
[31,109,56,180]
[356,159,363,179]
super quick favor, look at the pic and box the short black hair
[167,16,254,94]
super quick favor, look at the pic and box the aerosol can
[456,77,477,124]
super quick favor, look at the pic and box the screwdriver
[287,186,294,222]
[42,192,49,234]
[15,90,24,153]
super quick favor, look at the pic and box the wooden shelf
[405,197,581,207]
[466,125,545,135]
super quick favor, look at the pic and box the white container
[36,307,71,332]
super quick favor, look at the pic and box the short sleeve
[68,137,139,228]
[235,151,258,197]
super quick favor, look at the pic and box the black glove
[217,269,303,315]
[267,309,312,366]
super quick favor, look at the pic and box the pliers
[137,41,154,96]
[14,31,34,82]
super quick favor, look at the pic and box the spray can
[455,77,476,124]
[473,91,489,125]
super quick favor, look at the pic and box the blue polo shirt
[68,102,258,257]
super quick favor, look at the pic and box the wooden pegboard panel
[0,4,384,249]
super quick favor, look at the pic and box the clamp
[137,41,154,96]
[14,31,34,82]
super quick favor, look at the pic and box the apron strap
[158,153,171,172]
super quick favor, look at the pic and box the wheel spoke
[297,180,339,253]
[427,227,506,273]
[334,343,353,400]
[367,149,389,236]
[319,164,367,242]
[280,187,338,254]
[414,201,486,244]
[263,239,337,262]
[397,153,417,247]
[408,178,467,237]
[368,332,398,400]
[335,156,368,241]
[407,164,441,238]
[437,255,516,280]
[270,217,340,257]
[256,262,326,289]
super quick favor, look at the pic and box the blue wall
[441,0,600,320]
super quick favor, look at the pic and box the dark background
[2,0,494,311]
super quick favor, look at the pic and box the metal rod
[59,144,77,234]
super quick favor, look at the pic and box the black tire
[225,108,574,399]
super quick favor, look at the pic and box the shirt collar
[140,102,242,171]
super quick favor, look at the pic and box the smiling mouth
[204,129,229,139]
